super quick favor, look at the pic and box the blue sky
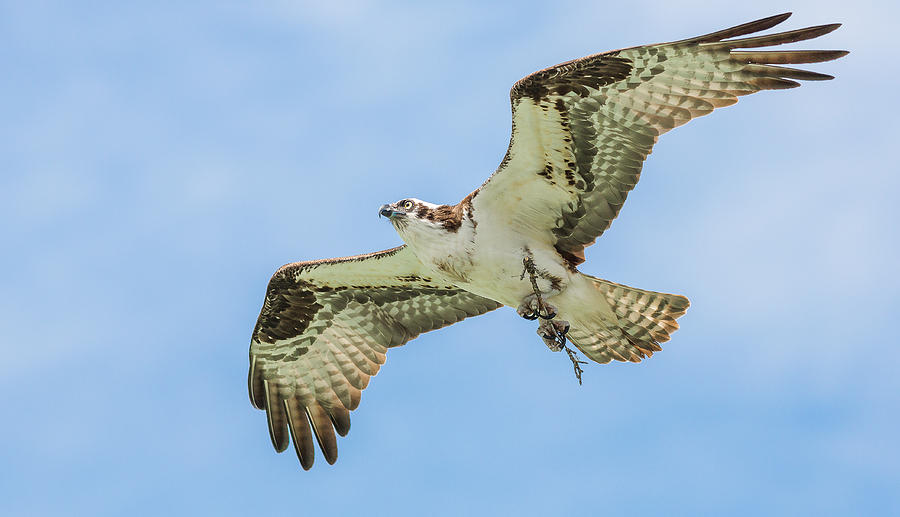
[2,1,897,515]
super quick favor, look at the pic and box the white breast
[397,207,572,308]
[397,213,477,285]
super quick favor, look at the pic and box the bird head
[378,198,419,220]
[379,198,458,238]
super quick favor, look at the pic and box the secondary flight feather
[249,13,847,469]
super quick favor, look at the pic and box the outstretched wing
[249,245,501,469]
[471,13,847,265]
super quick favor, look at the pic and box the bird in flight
[249,13,846,470]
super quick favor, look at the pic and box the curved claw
[518,296,557,321]
[537,325,556,340]
[516,304,540,321]
[538,304,558,320]
[540,336,564,352]
[537,319,570,352]
[552,319,570,335]
[536,317,585,384]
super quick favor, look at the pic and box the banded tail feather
[565,275,690,365]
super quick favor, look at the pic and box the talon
[551,319,569,336]
[535,315,586,384]
[541,335,564,352]
[537,324,555,340]
[516,301,540,321]
[543,338,564,352]
[517,307,539,320]
[538,304,558,320]
[537,320,565,351]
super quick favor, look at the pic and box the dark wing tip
[701,21,846,51]
[330,407,352,437]
[679,12,793,44]
[307,404,339,465]
[744,64,836,81]
[754,12,793,30]
[748,77,802,90]
[264,381,290,453]
[285,399,317,470]
[731,49,849,65]
[248,355,261,409]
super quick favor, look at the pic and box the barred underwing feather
[329,406,351,437]
[264,380,289,453]
[747,77,801,90]
[249,245,501,469]
[742,64,835,81]
[306,404,338,465]
[731,50,849,64]
[284,399,315,470]
[701,24,842,50]
[473,12,846,267]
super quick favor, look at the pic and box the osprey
[249,13,846,469]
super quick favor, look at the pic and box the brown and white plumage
[250,246,500,469]
[474,12,847,267]
[249,13,846,469]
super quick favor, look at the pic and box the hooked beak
[378,204,395,218]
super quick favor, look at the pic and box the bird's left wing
[249,245,501,469]
[471,13,846,266]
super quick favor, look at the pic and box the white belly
[461,242,571,307]
[404,216,573,307]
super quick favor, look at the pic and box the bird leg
[517,256,559,320]
[519,256,585,384]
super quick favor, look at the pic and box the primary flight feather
[249,13,847,469]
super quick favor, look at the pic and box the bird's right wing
[249,245,501,469]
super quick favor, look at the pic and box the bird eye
[402,200,414,211]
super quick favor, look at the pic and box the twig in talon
[521,257,545,307]
[563,345,588,385]
[522,256,556,319]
